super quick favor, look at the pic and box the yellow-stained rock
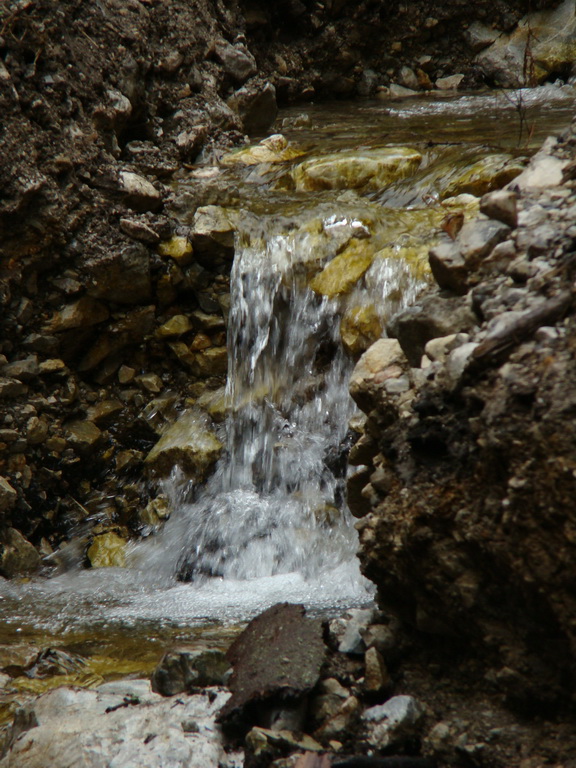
[340,304,383,357]
[158,236,194,266]
[145,410,223,480]
[310,239,374,297]
[156,314,193,338]
[293,147,422,191]
[87,532,127,568]
[441,154,525,199]
[221,134,305,166]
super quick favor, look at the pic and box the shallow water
[0,86,574,714]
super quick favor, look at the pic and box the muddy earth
[1,0,576,766]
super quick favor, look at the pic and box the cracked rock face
[351,119,576,710]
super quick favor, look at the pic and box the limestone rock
[220,134,304,166]
[512,139,569,191]
[458,218,511,263]
[227,81,278,135]
[119,170,162,213]
[465,21,499,52]
[293,147,422,192]
[145,410,223,481]
[151,648,230,695]
[442,154,525,199]
[87,532,127,568]
[0,683,232,768]
[190,206,236,258]
[349,338,408,412]
[362,695,424,749]
[428,240,469,295]
[480,189,518,228]
[340,304,383,358]
[310,239,374,298]
[389,83,418,97]
[85,400,124,426]
[0,528,41,578]
[435,74,464,90]
[65,420,102,451]
[0,477,17,514]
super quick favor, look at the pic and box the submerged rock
[442,154,525,199]
[293,148,422,192]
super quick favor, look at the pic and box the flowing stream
[0,85,574,715]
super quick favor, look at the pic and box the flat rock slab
[218,603,326,733]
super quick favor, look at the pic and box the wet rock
[218,603,326,735]
[151,648,230,695]
[191,346,228,376]
[45,297,109,332]
[388,293,478,367]
[0,683,232,768]
[389,84,418,98]
[340,304,384,358]
[119,170,162,213]
[145,410,223,481]
[293,148,422,192]
[442,154,524,199]
[228,81,278,135]
[214,40,258,83]
[349,339,408,412]
[477,0,576,87]
[310,240,374,298]
[362,695,424,749]
[156,315,193,338]
[480,189,518,228]
[221,134,304,166]
[85,244,151,305]
[435,74,464,90]
[87,532,127,568]
[0,528,41,578]
[0,477,17,514]
[398,66,419,90]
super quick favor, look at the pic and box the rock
[191,346,228,376]
[156,315,193,338]
[511,139,569,191]
[38,359,67,375]
[293,147,422,191]
[398,66,420,90]
[151,648,230,695]
[0,528,41,578]
[387,293,478,366]
[218,603,326,735]
[87,532,127,568]
[363,647,391,694]
[480,189,518,228]
[0,477,17,514]
[137,373,163,393]
[145,410,223,481]
[214,40,258,83]
[442,154,525,199]
[428,240,469,294]
[85,400,124,426]
[26,416,49,444]
[340,304,383,358]
[221,134,304,166]
[85,244,151,304]
[93,88,132,134]
[0,683,232,768]
[458,218,511,263]
[157,236,194,266]
[328,608,375,656]
[477,0,576,87]
[245,727,323,766]
[310,240,374,298]
[227,81,278,135]
[389,83,418,97]
[349,339,407,412]
[435,74,464,90]
[315,695,361,741]
[2,356,39,381]
[465,21,499,52]
[65,420,102,450]
[46,297,109,332]
[0,378,27,399]
[190,205,236,258]
[119,218,161,245]
[119,170,162,213]
[362,695,424,749]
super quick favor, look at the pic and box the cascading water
[139,210,424,585]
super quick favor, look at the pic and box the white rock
[0,684,233,768]
[511,140,569,191]
[435,74,464,90]
[119,171,162,212]
[363,694,424,748]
